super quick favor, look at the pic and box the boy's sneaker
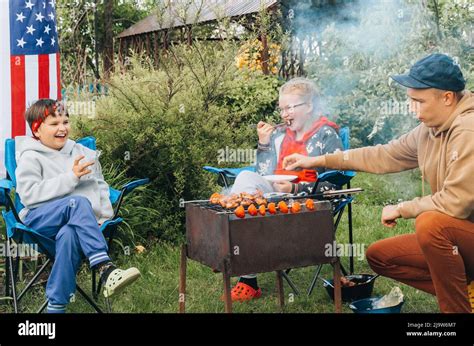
[101,267,141,298]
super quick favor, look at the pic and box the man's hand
[257,121,274,145]
[381,205,401,228]
[73,155,94,179]
[283,154,324,171]
[273,181,293,193]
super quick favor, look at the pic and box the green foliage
[74,42,280,242]
[100,164,160,247]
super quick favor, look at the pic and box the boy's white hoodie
[15,136,114,225]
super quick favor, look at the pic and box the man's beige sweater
[325,91,474,222]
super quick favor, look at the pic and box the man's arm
[397,128,474,219]
[324,125,422,174]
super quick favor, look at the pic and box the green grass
[1,171,439,313]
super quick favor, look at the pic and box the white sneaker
[102,267,141,298]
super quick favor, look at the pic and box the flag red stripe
[10,56,26,137]
[38,54,50,99]
[56,53,61,100]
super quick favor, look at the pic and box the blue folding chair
[0,136,149,313]
[203,127,357,295]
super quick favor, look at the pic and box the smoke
[283,0,436,143]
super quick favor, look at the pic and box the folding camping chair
[0,136,149,313]
[203,127,356,295]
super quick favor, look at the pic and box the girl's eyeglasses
[276,102,307,114]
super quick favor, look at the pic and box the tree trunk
[103,0,114,79]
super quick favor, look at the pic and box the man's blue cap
[391,53,465,92]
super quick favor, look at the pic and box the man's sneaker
[102,267,141,298]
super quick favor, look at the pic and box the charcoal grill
[178,191,364,313]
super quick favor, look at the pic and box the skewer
[182,188,363,211]
[180,198,210,205]
[249,122,288,129]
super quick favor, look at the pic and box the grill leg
[333,260,342,313]
[222,259,232,313]
[276,270,285,311]
[179,244,187,313]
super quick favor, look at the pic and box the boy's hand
[73,155,94,178]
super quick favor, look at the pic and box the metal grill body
[185,201,336,277]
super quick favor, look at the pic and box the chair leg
[348,200,354,275]
[96,275,104,298]
[37,299,48,313]
[17,258,51,302]
[92,268,98,300]
[104,297,112,313]
[76,285,103,313]
[340,262,348,277]
[347,181,354,274]
[307,264,323,296]
[8,251,18,314]
[4,250,10,298]
[281,270,299,295]
[6,240,18,313]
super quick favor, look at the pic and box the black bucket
[324,274,378,302]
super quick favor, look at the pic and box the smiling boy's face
[33,112,70,150]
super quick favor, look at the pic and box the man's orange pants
[366,211,474,313]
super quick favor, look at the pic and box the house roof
[117,0,278,38]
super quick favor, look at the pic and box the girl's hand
[257,121,274,145]
[273,181,293,193]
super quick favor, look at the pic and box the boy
[15,99,140,313]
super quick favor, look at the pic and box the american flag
[0,0,60,176]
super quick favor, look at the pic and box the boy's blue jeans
[23,195,111,313]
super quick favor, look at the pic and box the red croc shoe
[222,282,262,302]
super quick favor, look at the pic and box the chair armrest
[203,166,256,179]
[120,178,150,196]
[318,170,356,187]
[0,179,13,191]
[109,188,121,205]
[0,179,14,207]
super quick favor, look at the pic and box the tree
[57,0,151,86]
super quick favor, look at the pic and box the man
[283,53,474,313]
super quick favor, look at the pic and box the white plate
[262,175,298,182]
[263,192,294,199]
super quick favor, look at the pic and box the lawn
[0,171,439,313]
